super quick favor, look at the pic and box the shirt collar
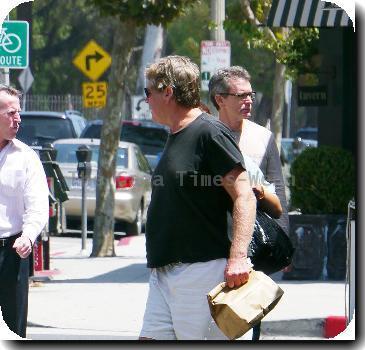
[11,138,23,149]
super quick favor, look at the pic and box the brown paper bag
[207,270,284,340]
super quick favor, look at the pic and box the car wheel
[126,204,143,236]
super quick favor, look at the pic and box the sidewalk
[1,235,353,341]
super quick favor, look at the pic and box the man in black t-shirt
[139,56,257,340]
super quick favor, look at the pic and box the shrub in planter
[286,146,355,280]
[289,145,355,215]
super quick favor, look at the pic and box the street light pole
[210,0,225,41]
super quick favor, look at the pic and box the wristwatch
[256,186,265,200]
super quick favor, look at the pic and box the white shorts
[139,258,253,340]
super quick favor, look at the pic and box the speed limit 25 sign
[82,81,107,108]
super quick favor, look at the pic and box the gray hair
[0,84,21,98]
[208,66,251,110]
[145,55,201,108]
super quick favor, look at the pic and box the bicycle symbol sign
[0,21,29,69]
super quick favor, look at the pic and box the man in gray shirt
[209,66,289,341]
[208,66,289,235]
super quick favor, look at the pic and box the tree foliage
[165,0,210,63]
[13,0,118,95]
[165,0,275,104]
[225,0,319,79]
[88,0,199,26]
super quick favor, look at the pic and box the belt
[0,232,22,248]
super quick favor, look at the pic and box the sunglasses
[144,88,152,98]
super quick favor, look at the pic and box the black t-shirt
[145,114,246,268]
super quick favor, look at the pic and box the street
[0,234,352,341]
[28,235,351,341]
[27,235,149,340]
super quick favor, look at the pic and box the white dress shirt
[0,138,49,244]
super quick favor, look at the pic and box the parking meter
[76,145,92,179]
[75,145,92,254]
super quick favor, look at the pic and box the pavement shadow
[47,263,150,284]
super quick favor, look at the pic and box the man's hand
[13,236,32,258]
[224,257,251,288]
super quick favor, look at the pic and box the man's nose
[14,114,21,124]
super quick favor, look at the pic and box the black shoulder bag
[248,210,294,275]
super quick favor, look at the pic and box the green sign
[0,21,29,69]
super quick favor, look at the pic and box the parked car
[281,137,318,165]
[53,138,152,235]
[294,127,318,141]
[17,110,87,147]
[80,119,169,170]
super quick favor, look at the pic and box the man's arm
[265,135,289,234]
[13,150,49,258]
[253,184,282,219]
[222,166,257,288]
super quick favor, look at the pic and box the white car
[53,138,152,235]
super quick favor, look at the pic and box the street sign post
[82,81,107,108]
[0,21,29,69]
[18,67,34,110]
[73,40,112,81]
[200,41,230,91]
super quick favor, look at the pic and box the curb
[261,316,348,339]
[261,318,325,338]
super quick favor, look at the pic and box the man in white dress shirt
[0,84,49,337]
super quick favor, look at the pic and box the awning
[266,0,352,27]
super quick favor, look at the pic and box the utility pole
[0,15,10,85]
[0,70,9,85]
[210,0,225,41]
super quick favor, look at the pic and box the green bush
[289,146,355,214]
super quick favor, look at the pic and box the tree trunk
[271,61,286,150]
[91,20,137,257]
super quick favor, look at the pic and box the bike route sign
[0,21,29,69]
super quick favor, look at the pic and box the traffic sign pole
[3,68,9,85]
[1,16,10,84]
[18,67,34,110]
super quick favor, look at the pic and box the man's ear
[165,86,174,97]
[214,94,224,108]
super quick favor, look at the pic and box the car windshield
[54,143,128,168]
[81,123,168,156]
[121,124,168,155]
[80,124,101,139]
[295,130,318,140]
[17,116,74,146]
